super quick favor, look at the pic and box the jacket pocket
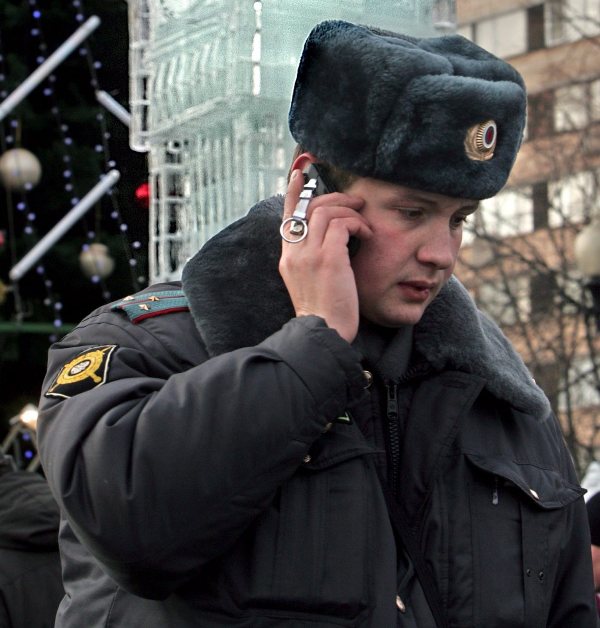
[465,453,583,628]
[223,448,378,623]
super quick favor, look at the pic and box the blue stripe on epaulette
[111,290,189,323]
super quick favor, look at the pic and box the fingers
[282,169,370,249]
[305,207,372,249]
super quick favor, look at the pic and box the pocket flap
[465,452,584,509]
[303,421,379,471]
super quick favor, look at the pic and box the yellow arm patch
[45,345,117,399]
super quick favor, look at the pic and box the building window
[473,10,527,58]
[545,0,567,45]
[558,357,600,412]
[554,79,600,131]
[527,4,545,50]
[546,0,600,45]
[590,79,600,122]
[555,83,588,131]
[530,271,558,318]
[548,170,600,228]
[479,187,534,237]
[557,271,585,316]
[532,182,550,230]
[457,23,475,41]
[528,91,555,140]
[477,276,531,326]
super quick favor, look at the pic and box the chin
[368,306,427,328]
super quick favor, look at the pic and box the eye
[398,207,424,221]
[450,213,470,230]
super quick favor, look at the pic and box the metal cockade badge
[464,120,497,161]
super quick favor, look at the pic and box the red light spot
[134,182,150,209]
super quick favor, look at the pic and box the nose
[416,222,459,270]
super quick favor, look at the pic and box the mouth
[397,281,437,302]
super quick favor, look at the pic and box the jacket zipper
[385,381,400,495]
[382,363,431,498]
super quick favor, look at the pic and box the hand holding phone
[279,162,370,343]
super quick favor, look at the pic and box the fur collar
[182,196,550,419]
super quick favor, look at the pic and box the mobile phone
[302,163,361,257]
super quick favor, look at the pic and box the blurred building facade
[455,0,600,474]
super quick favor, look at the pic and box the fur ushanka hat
[288,20,527,200]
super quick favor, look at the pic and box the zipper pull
[386,382,398,421]
[492,476,499,505]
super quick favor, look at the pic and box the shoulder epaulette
[111,289,189,324]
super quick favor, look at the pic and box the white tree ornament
[79,243,115,279]
[0,148,42,191]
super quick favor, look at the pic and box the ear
[290,151,319,174]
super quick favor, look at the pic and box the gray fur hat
[288,20,527,200]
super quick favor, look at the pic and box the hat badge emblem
[465,120,497,161]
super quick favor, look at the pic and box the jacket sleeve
[37,309,366,599]
[547,415,600,628]
[548,494,600,627]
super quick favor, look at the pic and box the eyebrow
[459,202,480,214]
[384,192,480,213]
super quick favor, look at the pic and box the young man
[37,20,598,627]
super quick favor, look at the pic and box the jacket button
[395,594,406,613]
[538,571,545,581]
[303,454,312,463]
[363,370,373,388]
[526,569,532,577]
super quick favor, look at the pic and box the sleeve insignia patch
[45,345,117,399]
[111,290,189,323]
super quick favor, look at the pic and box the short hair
[289,144,359,192]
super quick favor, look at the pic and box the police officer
[38,20,598,627]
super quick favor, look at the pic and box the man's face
[347,177,479,327]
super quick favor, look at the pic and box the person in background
[587,490,600,613]
[36,20,598,627]
[0,451,63,628]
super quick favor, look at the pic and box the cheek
[351,255,375,293]
[352,234,388,279]
[352,244,396,304]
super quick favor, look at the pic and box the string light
[72,0,146,290]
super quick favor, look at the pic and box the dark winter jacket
[0,460,64,628]
[37,196,598,627]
